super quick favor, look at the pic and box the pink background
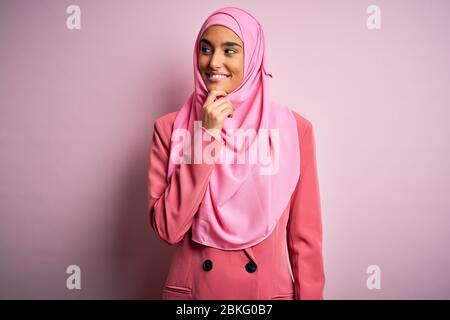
[1,0,449,299]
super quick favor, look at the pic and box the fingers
[203,90,228,108]
[201,90,234,132]
[215,102,234,118]
[204,98,232,118]
[210,99,234,116]
[208,97,230,111]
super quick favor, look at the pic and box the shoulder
[290,109,313,142]
[154,111,178,128]
[273,101,314,142]
[153,111,179,142]
[288,109,318,167]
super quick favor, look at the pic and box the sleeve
[147,120,224,245]
[287,121,326,300]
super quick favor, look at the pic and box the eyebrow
[200,38,242,48]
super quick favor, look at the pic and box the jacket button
[245,260,257,273]
[203,259,213,271]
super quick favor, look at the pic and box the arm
[147,119,224,245]
[287,121,325,300]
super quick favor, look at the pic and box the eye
[201,46,211,53]
[200,47,237,55]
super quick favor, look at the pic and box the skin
[198,25,244,133]
[198,25,244,93]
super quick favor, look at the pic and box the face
[198,25,244,94]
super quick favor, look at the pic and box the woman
[147,6,325,300]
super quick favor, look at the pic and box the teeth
[208,74,228,78]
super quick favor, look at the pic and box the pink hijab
[167,6,300,250]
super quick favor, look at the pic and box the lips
[206,72,230,82]
[206,73,230,77]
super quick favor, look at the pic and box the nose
[209,51,224,69]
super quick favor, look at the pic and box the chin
[207,84,228,93]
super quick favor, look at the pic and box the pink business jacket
[147,109,325,300]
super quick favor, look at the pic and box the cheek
[232,57,244,78]
[198,57,207,70]
[230,60,244,78]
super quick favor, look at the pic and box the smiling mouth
[206,73,231,80]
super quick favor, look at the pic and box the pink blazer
[148,109,325,300]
